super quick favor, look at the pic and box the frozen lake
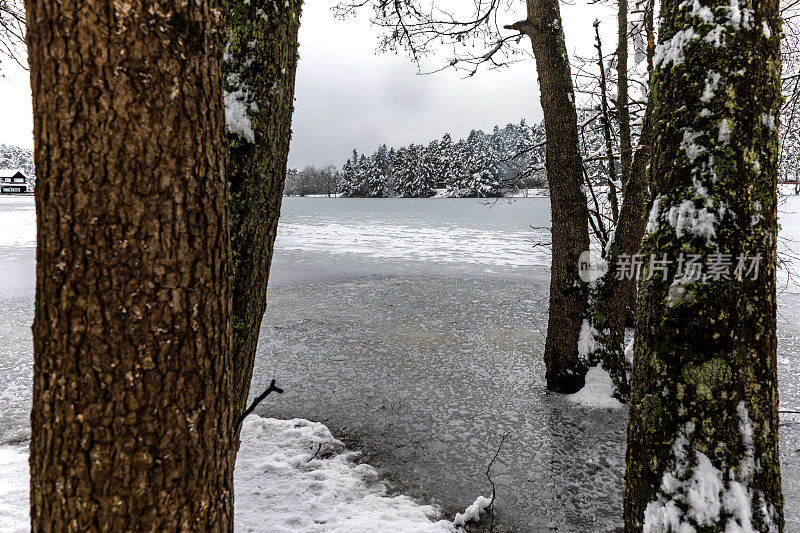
[269,197,554,283]
[2,195,800,531]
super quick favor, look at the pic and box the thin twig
[486,432,511,531]
[234,379,284,437]
[307,442,323,462]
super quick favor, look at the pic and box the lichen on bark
[624,0,783,530]
[223,0,303,421]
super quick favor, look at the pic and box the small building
[0,170,28,194]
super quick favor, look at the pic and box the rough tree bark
[224,0,303,425]
[27,0,234,529]
[510,0,591,394]
[625,0,784,530]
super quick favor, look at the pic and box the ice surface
[0,197,34,248]
[271,197,552,279]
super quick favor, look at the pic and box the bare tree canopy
[0,0,24,70]
[335,0,531,75]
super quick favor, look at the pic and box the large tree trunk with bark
[625,0,784,530]
[224,0,303,423]
[512,0,591,393]
[27,0,234,529]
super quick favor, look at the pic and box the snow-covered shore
[0,416,464,532]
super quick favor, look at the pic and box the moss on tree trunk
[624,0,783,530]
[223,0,303,421]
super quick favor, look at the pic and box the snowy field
[2,195,800,531]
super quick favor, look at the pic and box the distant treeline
[285,120,548,198]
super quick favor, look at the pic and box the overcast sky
[0,1,617,168]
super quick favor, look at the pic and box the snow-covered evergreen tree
[395,144,434,198]
[364,153,389,198]
[338,150,361,197]
[464,132,502,198]
[334,119,557,197]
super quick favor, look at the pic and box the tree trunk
[28,0,234,530]
[594,21,620,225]
[625,0,783,530]
[512,0,591,393]
[584,0,657,401]
[617,0,633,191]
[224,0,303,423]
[585,97,653,401]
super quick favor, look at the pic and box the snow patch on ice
[453,495,492,528]
[0,446,27,533]
[567,366,623,410]
[0,200,35,248]
[276,221,550,270]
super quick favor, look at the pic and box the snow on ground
[0,416,458,533]
[0,446,27,533]
[567,366,624,410]
[236,417,456,532]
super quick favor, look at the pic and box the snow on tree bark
[512,0,591,393]
[27,0,235,529]
[624,0,783,530]
[224,0,304,420]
